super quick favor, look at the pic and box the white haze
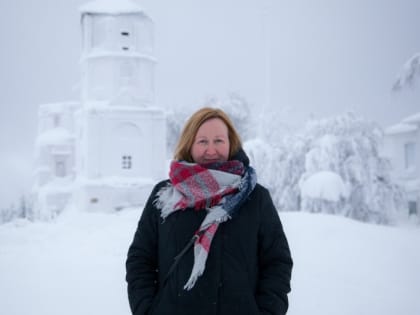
[0,0,420,208]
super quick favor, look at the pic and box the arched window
[53,114,60,127]
[408,201,418,216]
[55,157,66,177]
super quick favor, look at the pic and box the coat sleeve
[126,183,162,315]
[256,187,293,315]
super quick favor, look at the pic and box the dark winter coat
[126,180,293,315]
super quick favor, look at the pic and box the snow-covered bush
[300,170,349,215]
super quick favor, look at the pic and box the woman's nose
[206,143,216,154]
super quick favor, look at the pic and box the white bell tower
[73,0,166,212]
[80,0,155,106]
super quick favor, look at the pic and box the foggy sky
[0,0,419,209]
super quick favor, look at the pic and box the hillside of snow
[1,208,419,315]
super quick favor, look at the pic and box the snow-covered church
[33,0,166,218]
[383,112,420,217]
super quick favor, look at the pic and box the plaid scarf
[155,159,257,290]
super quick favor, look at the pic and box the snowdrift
[0,209,419,315]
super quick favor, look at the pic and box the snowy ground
[1,208,419,315]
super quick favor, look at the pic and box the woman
[126,107,293,315]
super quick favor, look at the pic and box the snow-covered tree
[18,195,34,221]
[0,194,34,224]
[245,138,286,192]
[247,112,405,224]
[300,113,405,223]
[165,107,189,157]
[207,93,254,142]
[0,204,14,224]
[393,53,420,90]
[255,106,294,146]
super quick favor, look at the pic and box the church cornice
[79,0,144,15]
[80,52,156,63]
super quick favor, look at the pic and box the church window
[55,160,66,177]
[404,142,416,169]
[122,155,132,169]
[53,114,60,127]
[408,201,417,216]
[120,27,133,51]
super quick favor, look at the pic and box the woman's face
[190,118,230,164]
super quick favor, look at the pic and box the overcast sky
[0,0,419,208]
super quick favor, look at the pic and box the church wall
[76,107,165,181]
[83,13,154,55]
[82,55,154,105]
[384,131,417,179]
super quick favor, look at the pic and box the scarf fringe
[154,184,182,219]
[200,205,229,229]
[184,243,208,290]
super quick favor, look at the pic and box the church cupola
[79,0,155,106]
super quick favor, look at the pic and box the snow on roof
[300,171,348,202]
[400,178,420,193]
[385,122,418,135]
[39,178,74,194]
[36,128,74,146]
[402,112,420,125]
[79,0,144,14]
[39,101,81,115]
[76,176,155,188]
[82,102,164,115]
[80,52,156,63]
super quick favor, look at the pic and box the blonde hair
[174,107,242,162]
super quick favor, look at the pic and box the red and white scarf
[155,160,257,289]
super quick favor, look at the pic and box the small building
[33,0,166,218]
[383,112,420,217]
